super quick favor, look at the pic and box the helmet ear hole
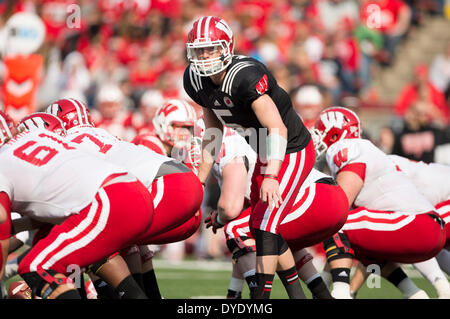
[330,133,338,142]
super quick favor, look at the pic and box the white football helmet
[152,99,197,149]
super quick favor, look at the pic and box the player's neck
[210,70,226,86]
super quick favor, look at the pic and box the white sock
[331,282,352,299]
[414,258,450,298]
[435,249,450,276]
[228,277,244,293]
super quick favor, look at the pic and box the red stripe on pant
[249,139,315,235]
[18,180,153,275]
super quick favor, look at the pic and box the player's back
[326,138,435,214]
[0,129,126,224]
[388,154,450,205]
[66,126,172,188]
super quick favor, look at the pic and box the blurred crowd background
[0,0,449,262]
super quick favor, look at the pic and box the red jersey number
[71,134,112,154]
[14,141,58,167]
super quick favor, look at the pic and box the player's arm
[217,156,248,221]
[0,192,11,280]
[197,108,224,184]
[335,170,364,207]
[11,216,46,235]
[251,94,287,209]
[205,156,248,233]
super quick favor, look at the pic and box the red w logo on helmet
[256,74,268,95]
[159,104,178,117]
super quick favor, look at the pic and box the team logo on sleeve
[256,74,268,95]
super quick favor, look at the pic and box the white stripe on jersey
[189,67,203,92]
[221,61,252,96]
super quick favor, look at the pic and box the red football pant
[342,208,446,265]
[142,210,201,245]
[249,139,315,234]
[435,199,450,247]
[136,171,203,244]
[225,182,348,252]
[279,182,348,250]
[18,176,153,275]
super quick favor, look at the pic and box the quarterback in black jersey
[184,16,316,299]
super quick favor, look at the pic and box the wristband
[263,174,278,181]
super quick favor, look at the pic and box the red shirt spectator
[360,0,408,33]
[394,64,449,124]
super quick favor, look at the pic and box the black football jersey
[183,55,311,155]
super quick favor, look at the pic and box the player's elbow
[218,198,244,221]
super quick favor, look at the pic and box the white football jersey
[211,128,257,199]
[0,129,127,224]
[326,139,435,215]
[66,126,172,188]
[388,155,450,205]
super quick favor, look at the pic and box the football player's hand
[205,211,224,234]
[260,178,282,211]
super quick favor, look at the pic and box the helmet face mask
[187,41,232,76]
[152,99,197,150]
[167,122,195,149]
[186,16,234,77]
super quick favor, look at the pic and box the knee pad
[226,237,255,263]
[277,234,289,255]
[21,269,71,299]
[323,232,354,262]
[254,229,283,256]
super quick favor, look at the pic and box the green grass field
[152,259,440,299]
[3,258,442,299]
